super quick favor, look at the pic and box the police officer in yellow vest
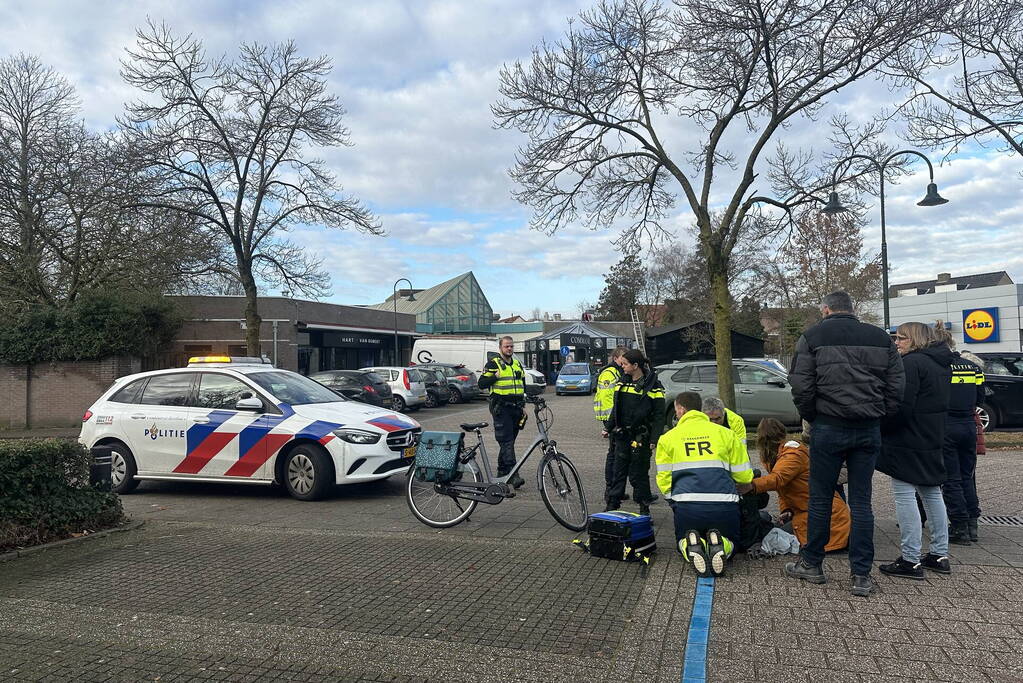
[701,396,749,461]
[478,335,526,488]
[656,391,753,576]
[594,346,628,502]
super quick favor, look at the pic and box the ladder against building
[629,308,646,355]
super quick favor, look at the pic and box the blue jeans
[892,478,949,562]
[804,422,880,576]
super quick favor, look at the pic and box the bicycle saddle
[460,422,489,431]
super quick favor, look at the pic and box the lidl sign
[963,307,999,343]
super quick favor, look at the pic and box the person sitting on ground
[656,391,752,577]
[740,418,850,552]
[702,396,749,460]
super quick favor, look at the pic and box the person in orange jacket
[743,418,850,552]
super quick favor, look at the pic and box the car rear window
[109,378,146,404]
[694,366,718,383]
[138,373,194,406]
[669,367,692,383]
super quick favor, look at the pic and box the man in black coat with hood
[784,291,905,598]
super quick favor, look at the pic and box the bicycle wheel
[406,462,480,528]
[538,452,588,531]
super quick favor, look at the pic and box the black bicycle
[405,396,588,531]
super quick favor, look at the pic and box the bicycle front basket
[414,431,464,483]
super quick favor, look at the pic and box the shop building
[159,295,417,374]
[369,272,494,334]
[868,271,1023,351]
[521,322,635,382]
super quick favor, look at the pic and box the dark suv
[974,352,1023,431]
[308,369,393,409]
[414,363,481,404]
[411,367,451,408]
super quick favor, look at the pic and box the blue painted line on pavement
[682,576,715,683]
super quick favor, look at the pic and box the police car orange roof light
[188,355,233,364]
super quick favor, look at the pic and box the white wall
[864,284,1023,352]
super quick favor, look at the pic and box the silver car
[656,360,801,427]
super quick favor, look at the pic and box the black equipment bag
[574,510,656,562]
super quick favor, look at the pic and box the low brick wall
[0,357,140,429]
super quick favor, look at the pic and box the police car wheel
[108,442,140,494]
[283,445,333,501]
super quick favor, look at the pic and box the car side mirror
[235,396,264,411]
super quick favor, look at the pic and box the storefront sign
[322,332,385,347]
[963,307,999,343]
[560,333,591,348]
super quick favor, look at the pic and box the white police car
[79,357,421,500]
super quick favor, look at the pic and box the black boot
[508,473,525,489]
[967,517,979,543]
[948,521,972,546]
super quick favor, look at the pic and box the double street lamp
[821,149,949,332]
[393,278,416,366]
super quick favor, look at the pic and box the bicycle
[405,395,588,531]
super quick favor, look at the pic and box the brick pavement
[2,394,1023,681]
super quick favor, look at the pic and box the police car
[79,357,421,501]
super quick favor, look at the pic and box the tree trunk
[709,261,735,409]
[241,267,262,356]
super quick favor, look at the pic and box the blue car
[555,363,597,395]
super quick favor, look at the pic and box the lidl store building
[872,271,1023,352]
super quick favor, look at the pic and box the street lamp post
[392,278,416,366]
[821,149,949,332]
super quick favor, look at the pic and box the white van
[412,337,500,376]
[412,337,546,396]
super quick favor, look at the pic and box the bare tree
[494,0,945,406]
[121,22,381,353]
[890,0,1023,159]
[0,54,214,310]
[0,54,77,307]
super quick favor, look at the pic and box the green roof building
[370,272,494,335]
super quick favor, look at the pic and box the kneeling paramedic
[478,335,526,488]
[604,349,665,515]
[657,391,753,576]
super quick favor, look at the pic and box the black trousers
[491,401,524,475]
[941,418,981,523]
[607,438,653,505]
[601,421,615,490]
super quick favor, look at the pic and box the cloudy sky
[3,1,1020,317]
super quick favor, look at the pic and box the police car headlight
[334,428,381,444]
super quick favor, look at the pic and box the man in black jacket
[784,291,905,597]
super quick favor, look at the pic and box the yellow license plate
[567,385,577,390]
[403,446,415,459]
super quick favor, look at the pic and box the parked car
[79,356,421,501]
[308,369,393,409]
[555,363,597,395]
[413,362,480,403]
[524,368,547,397]
[655,360,801,427]
[413,367,451,408]
[360,366,428,412]
[973,352,1023,431]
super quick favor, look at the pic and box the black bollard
[90,445,113,491]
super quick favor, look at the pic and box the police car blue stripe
[185,410,236,455]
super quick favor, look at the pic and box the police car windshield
[247,371,345,405]
[560,364,591,375]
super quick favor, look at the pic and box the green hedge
[0,289,182,364]
[0,439,125,552]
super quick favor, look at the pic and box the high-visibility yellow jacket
[656,410,753,503]
[724,407,748,460]
[593,364,621,422]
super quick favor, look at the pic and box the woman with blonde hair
[749,418,850,551]
[877,321,953,578]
